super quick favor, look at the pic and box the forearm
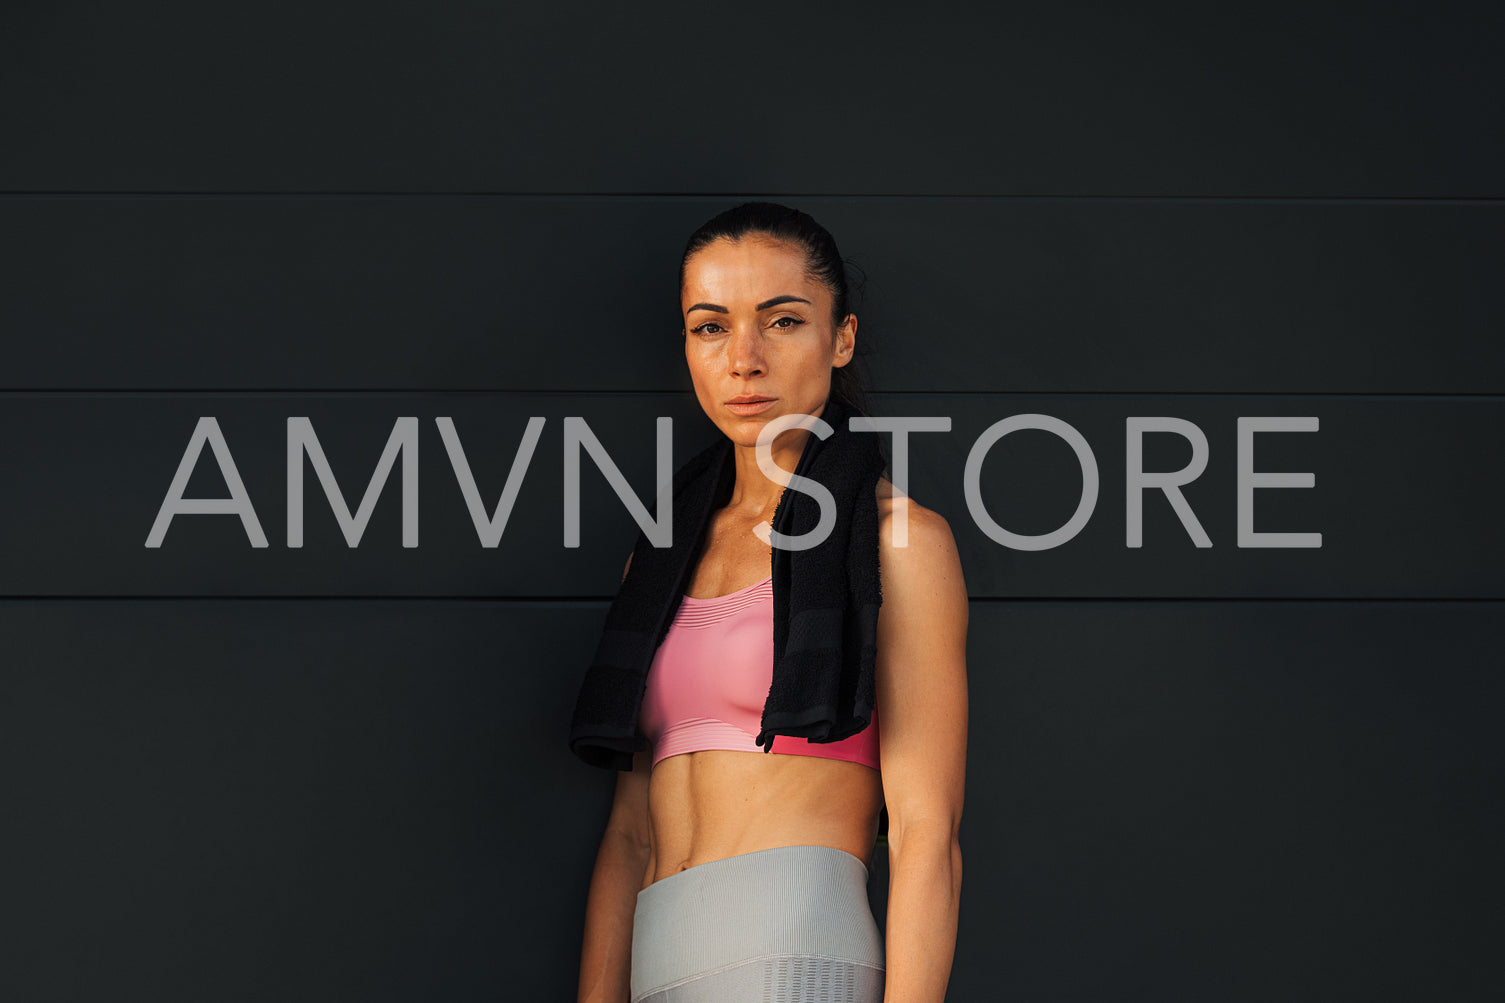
[578,830,651,1003]
[883,821,963,1002]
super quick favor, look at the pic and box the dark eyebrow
[686,295,812,315]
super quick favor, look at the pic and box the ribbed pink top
[639,575,881,770]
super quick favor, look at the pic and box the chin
[716,416,773,448]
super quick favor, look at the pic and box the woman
[573,202,968,1002]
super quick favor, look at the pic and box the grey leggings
[630,844,885,1003]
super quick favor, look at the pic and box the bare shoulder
[874,476,967,606]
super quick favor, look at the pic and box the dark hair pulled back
[679,201,872,418]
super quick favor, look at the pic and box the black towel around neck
[568,396,887,771]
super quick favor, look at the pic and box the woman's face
[681,236,855,449]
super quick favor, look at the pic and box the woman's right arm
[577,746,653,1003]
[578,551,651,1003]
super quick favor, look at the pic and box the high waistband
[631,844,884,1002]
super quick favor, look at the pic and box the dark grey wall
[2,2,1500,1000]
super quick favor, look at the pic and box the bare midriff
[641,747,885,890]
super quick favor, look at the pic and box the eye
[770,316,803,330]
[689,321,726,336]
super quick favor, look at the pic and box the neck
[725,426,814,516]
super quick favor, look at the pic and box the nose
[728,325,766,378]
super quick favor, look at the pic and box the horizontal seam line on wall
[0,389,1502,399]
[0,596,1501,603]
[0,191,1503,206]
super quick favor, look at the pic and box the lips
[725,396,777,416]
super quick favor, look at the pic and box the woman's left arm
[875,498,969,1003]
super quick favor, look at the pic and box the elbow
[604,823,652,860]
[886,809,963,860]
[886,814,964,899]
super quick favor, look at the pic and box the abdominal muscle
[641,747,885,890]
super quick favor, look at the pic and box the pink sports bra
[640,575,881,770]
